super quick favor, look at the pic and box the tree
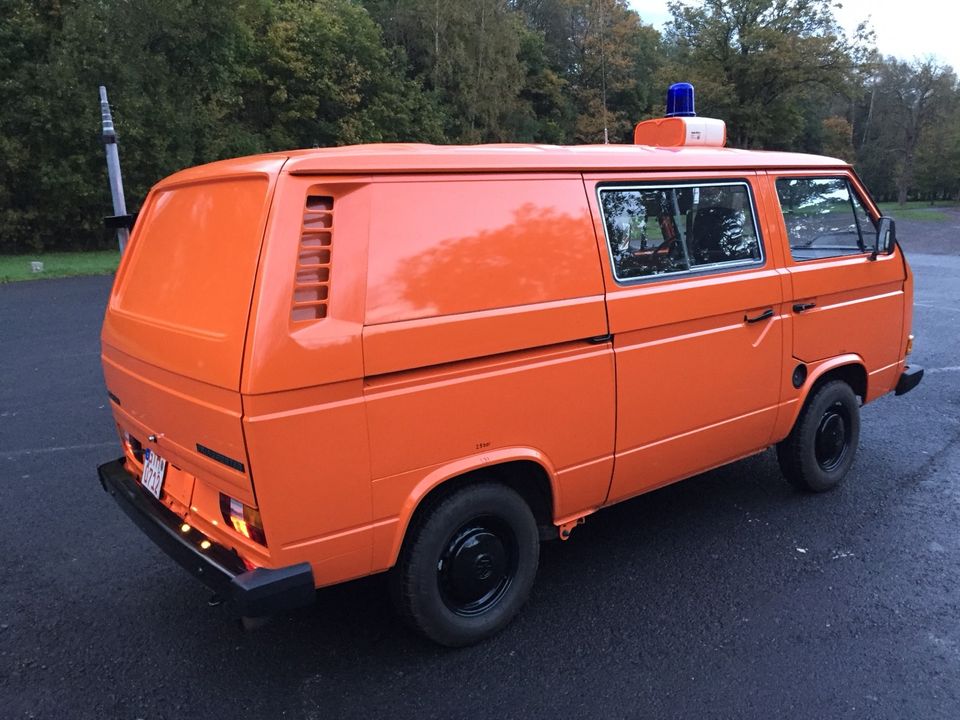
[820,116,854,161]
[3,0,959,255]
[663,0,860,149]
[0,0,443,253]
[516,0,661,143]
[855,58,958,203]
[236,0,445,148]
[365,0,533,142]
[914,100,960,201]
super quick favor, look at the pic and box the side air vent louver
[291,194,333,322]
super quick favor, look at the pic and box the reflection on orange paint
[366,179,602,324]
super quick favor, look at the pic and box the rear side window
[775,177,877,261]
[598,181,762,282]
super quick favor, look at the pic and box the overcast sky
[629,0,959,71]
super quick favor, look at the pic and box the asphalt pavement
[1,231,958,718]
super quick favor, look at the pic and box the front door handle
[744,308,774,324]
[793,302,817,313]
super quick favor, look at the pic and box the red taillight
[219,494,267,545]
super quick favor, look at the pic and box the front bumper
[97,458,315,617]
[895,365,924,396]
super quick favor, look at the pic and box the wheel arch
[776,357,864,492]
[807,357,868,402]
[779,355,867,439]
[381,449,559,569]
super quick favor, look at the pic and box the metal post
[100,86,129,254]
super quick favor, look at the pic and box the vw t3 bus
[98,85,922,645]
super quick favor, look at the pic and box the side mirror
[874,216,896,258]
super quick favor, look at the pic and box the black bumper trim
[895,365,924,396]
[97,458,315,616]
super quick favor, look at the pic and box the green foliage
[0,0,443,253]
[514,0,662,143]
[662,0,859,149]
[855,58,959,203]
[1,0,958,253]
[821,116,855,162]
[365,0,539,142]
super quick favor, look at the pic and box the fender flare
[382,447,560,568]
[782,353,867,432]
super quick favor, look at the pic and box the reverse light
[220,494,267,546]
[906,334,915,355]
[124,432,144,462]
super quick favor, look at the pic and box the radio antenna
[599,0,610,144]
[100,86,131,253]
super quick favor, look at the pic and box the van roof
[160,143,848,186]
[281,143,847,175]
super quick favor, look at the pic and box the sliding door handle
[793,302,817,313]
[744,308,774,324]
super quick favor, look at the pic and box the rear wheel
[390,482,539,647]
[777,379,860,492]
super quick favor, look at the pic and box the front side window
[775,177,877,261]
[599,182,762,282]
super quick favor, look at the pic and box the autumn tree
[516,0,661,143]
[3,0,960,254]
[365,0,539,141]
[663,0,861,149]
[820,116,855,161]
[913,97,960,201]
[853,58,959,202]
[0,0,442,253]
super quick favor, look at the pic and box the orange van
[97,98,923,646]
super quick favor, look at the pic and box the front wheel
[777,379,861,492]
[390,482,539,647]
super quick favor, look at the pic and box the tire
[777,379,861,493]
[390,482,540,647]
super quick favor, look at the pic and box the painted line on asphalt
[915,302,960,313]
[2,441,117,458]
[927,366,960,374]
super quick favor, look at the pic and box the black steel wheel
[777,379,861,492]
[390,482,539,647]
[814,402,851,472]
[437,515,518,617]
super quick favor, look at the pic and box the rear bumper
[895,365,924,396]
[97,458,315,617]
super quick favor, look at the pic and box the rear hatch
[102,156,286,506]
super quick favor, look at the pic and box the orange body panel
[583,172,784,503]
[103,157,284,390]
[100,143,914,590]
[756,172,907,406]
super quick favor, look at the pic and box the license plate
[141,449,167,500]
